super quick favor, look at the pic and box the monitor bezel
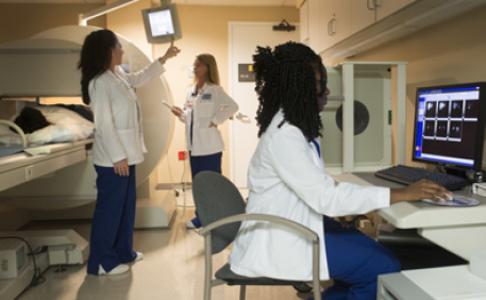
[142,4,182,44]
[412,82,486,171]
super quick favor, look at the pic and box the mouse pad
[422,195,481,207]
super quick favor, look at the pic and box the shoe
[98,264,129,276]
[186,216,202,229]
[134,251,144,262]
[186,220,196,229]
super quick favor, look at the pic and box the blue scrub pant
[311,217,400,300]
[87,165,137,275]
[189,152,222,227]
[189,152,222,178]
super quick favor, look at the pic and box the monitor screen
[142,5,181,43]
[148,9,175,37]
[413,83,486,169]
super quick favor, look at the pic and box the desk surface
[336,172,486,229]
[379,265,486,300]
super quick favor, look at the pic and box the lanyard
[311,139,321,158]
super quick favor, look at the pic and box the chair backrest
[192,171,246,254]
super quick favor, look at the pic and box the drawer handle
[25,166,34,180]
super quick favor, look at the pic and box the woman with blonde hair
[171,54,238,229]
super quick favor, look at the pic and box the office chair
[192,171,322,300]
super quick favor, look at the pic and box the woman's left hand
[209,121,218,128]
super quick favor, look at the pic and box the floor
[17,190,310,300]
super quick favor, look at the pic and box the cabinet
[376,0,416,21]
[351,0,415,34]
[299,0,486,63]
[308,0,324,51]
[326,0,352,46]
[305,0,351,53]
[299,0,310,45]
[351,0,377,34]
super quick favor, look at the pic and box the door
[229,22,300,188]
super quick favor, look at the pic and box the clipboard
[161,101,173,110]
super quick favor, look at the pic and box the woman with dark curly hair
[79,29,179,276]
[229,42,450,299]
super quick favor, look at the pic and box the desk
[336,172,486,261]
[334,173,486,299]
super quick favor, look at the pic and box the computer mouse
[434,193,453,202]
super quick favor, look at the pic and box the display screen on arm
[142,4,182,44]
[148,9,175,37]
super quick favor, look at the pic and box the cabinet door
[300,0,310,44]
[321,0,352,51]
[311,0,333,53]
[330,0,352,42]
[376,0,416,21]
[308,0,323,51]
[351,0,377,34]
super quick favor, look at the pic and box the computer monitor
[413,82,486,170]
[142,4,182,44]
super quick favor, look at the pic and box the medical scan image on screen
[414,85,481,167]
[148,9,175,37]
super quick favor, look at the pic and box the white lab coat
[229,110,390,281]
[180,83,239,156]
[89,60,165,167]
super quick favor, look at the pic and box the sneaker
[186,216,202,229]
[98,264,130,276]
[186,220,196,229]
[134,251,144,262]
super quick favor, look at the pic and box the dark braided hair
[78,29,119,104]
[253,42,325,142]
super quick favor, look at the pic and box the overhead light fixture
[78,0,141,26]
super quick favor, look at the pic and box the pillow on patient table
[27,106,94,145]
[27,123,93,145]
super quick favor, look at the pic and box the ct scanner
[0,25,176,299]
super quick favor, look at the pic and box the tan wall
[108,4,299,184]
[350,6,486,167]
[0,3,106,44]
[0,3,106,116]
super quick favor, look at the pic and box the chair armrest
[199,213,319,243]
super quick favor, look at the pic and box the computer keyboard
[375,165,470,191]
